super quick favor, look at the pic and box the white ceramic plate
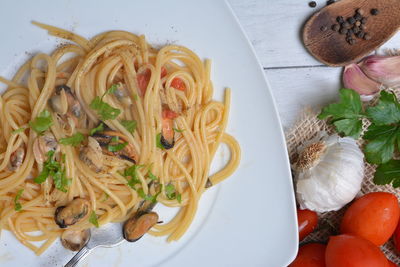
[0,0,298,266]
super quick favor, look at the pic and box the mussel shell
[123,212,159,242]
[55,198,90,228]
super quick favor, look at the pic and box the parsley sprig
[60,132,84,146]
[90,85,121,120]
[89,211,99,228]
[320,89,400,187]
[29,110,53,134]
[165,184,182,203]
[14,189,24,211]
[34,151,71,192]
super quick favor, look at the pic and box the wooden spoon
[303,0,400,66]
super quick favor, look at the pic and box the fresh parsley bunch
[320,88,400,188]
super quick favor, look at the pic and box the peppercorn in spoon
[303,0,400,66]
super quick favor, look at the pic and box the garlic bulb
[294,133,364,212]
[343,63,381,99]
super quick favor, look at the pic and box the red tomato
[171,77,186,91]
[325,235,389,267]
[388,260,398,267]
[289,243,326,267]
[161,66,167,78]
[297,209,318,241]
[162,108,178,119]
[394,220,400,253]
[137,68,151,96]
[340,192,400,246]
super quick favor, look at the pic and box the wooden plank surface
[229,0,400,68]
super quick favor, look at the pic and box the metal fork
[64,223,125,267]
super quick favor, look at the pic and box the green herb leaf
[101,192,109,202]
[121,120,137,133]
[123,165,143,189]
[108,142,128,152]
[173,128,185,133]
[134,94,139,101]
[105,84,118,96]
[318,88,364,138]
[29,110,53,134]
[90,97,121,121]
[14,189,24,211]
[59,132,84,146]
[367,91,400,125]
[364,124,399,164]
[165,183,180,202]
[90,123,104,136]
[148,170,158,181]
[137,185,162,204]
[33,151,70,192]
[156,133,164,149]
[374,160,400,187]
[89,211,99,228]
[12,127,26,134]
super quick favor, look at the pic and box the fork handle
[64,246,91,267]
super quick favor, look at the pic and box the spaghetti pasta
[0,22,241,255]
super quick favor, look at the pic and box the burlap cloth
[286,106,400,263]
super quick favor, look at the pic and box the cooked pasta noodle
[0,22,241,255]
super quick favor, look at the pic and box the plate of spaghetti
[0,0,297,266]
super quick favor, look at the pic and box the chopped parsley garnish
[90,85,121,120]
[90,123,104,136]
[33,151,71,192]
[29,110,53,134]
[156,133,165,149]
[165,183,181,203]
[123,164,143,189]
[137,185,162,204]
[89,211,99,228]
[12,127,26,134]
[173,128,185,133]
[121,120,137,133]
[107,136,128,152]
[147,170,158,181]
[101,192,109,202]
[59,132,84,146]
[14,189,24,211]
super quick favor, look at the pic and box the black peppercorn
[342,21,351,29]
[347,17,356,24]
[356,31,365,39]
[320,25,328,31]
[354,13,362,20]
[337,16,344,23]
[309,1,317,8]
[361,18,367,24]
[356,8,365,16]
[332,24,340,31]
[371,9,379,15]
[353,26,360,34]
[339,28,348,35]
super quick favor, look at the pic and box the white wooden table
[229,0,400,130]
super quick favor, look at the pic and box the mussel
[92,131,138,163]
[123,212,159,242]
[61,229,90,251]
[55,198,90,228]
[79,137,103,172]
[33,132,59,165]
[8,147,25,171]
[160,108,178,150]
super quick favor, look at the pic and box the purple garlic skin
[343,63,380,98]
[359,55,400,88]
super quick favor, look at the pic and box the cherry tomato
[162,108,178,119]
[340,192,400,246]
[388,260,398,267]
[325,235,389,267]
[160,66,168,78]
[289,243,326,267]
[171,77,186,91]
[297,209,318,241]
[393,220,400,253]
[137,68,151,96]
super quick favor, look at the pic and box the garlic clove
[343,63,381,97]
[359,55,400,88]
